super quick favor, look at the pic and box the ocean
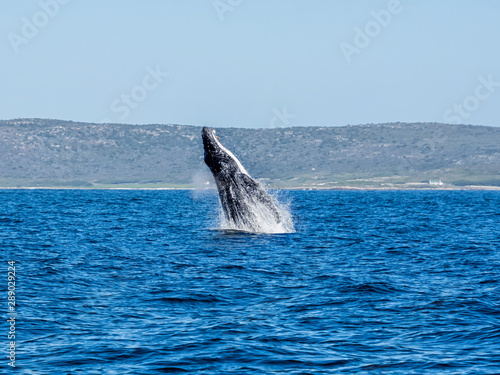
[1,189,499,374]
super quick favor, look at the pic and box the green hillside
[0,119,499,188]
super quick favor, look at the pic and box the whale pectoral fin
[239,174,282,223]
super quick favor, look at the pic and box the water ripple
[2,190,499,374]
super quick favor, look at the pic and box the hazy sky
[1,0,499,128]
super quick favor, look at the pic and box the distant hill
[0,119,499,188]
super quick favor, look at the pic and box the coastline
[1,185,499,191]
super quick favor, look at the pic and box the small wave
[218,264,245,270]
[339,281,402,295]
[156,367,189,373]
[0,216,23,223]
[161,294,221,304]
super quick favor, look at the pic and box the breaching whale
[202,127,284,233]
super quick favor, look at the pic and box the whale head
[202,127,248,177]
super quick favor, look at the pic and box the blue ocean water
[1,189,500,374]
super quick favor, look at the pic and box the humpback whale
[202,127,284,233]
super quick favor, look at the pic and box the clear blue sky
[1,0,499,128]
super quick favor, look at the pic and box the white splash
[218,190,295,234]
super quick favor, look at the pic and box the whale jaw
[202,127,248,177]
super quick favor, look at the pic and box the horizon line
[1,118,497,129]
